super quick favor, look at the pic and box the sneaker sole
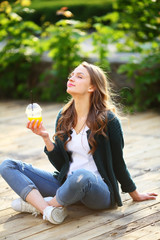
[51,207,68,224]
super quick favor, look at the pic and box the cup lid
[25,103,42,114]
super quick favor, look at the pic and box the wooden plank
[0,214,44,238]
[13,201,160,240]
[90,211,160,240]
[0,205,94,239]
[115,221,160,240]
[66,203,160,240]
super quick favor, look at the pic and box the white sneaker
[11,198,40,216]
[43,206,68,224]
[44,196,53,202]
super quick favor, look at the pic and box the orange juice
[28,117,42,126]
[26,103,42,126]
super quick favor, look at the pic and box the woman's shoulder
[55,108,63,129]
[106,110,117,121]
[105,110,124,139]
[57,108,63,119]
[106,110,122,128]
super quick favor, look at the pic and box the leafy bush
[0,0,42,99]
[118,50,160,111]
[91,13,124,69]
[114,0,160,42]
[111,0,160,111]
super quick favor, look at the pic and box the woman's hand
[129,190,158,202]
[27,120,54,151]
[27,120,49,139]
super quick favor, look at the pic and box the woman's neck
[74,97,90,119]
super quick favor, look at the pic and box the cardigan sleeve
[44,142,64,172]
[108,112,136,193]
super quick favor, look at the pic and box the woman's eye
[68,74,82,79]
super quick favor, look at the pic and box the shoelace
[32,211,40,217]
[21,201,40,216]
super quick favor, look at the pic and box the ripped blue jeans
[0,159,111,210]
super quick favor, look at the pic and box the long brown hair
[54,61,118,154]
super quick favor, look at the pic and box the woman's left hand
[129,190,158,202]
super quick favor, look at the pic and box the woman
[0,62,157,224]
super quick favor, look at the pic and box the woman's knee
[67,169,94,190]
[0,159,18,176]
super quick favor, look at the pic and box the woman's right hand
[26,120,49,140]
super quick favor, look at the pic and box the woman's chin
[67,88,75,95]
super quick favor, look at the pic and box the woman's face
[67,65,94,97]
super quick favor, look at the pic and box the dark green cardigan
[44,110,136,207]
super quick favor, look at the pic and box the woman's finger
[33,120,39,129]
[27,120,32,129]
[26,121,30,128]
[39,121,43,128]
[147,195,157,200]
[148,192,158,197]
[29,120,35,129]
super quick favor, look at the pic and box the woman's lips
[68,83,75,87]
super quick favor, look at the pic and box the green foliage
[118,50,160,111]
[114,0,160,42]
[110,0,160,111]
[91,23,113,69]
[0,1,42,99]
[91,14,124,69]
[1,0,159,111]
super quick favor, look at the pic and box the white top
[66,125,101,178]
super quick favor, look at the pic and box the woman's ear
[88,85,95,93]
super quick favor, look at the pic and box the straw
[30,90,33,113]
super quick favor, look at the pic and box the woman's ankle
[47,196,63,207]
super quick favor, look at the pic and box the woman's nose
[68,76,75,81]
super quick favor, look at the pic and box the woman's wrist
[42,135,50,141]
[43,136,54,152]
[129,190,140,201]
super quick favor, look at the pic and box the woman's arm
[27,119,64,171]
[108,113,136,193]
[42,135,54,152]
[108,112,157,201]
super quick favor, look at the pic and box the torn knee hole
[77,175,83,183]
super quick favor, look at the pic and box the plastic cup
[25,103,42,126]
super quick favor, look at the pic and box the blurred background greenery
[0,0,160,111]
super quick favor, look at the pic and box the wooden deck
[0,101,160,240]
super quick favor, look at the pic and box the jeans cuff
[56,189,66,206]
[20,185,37,201]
